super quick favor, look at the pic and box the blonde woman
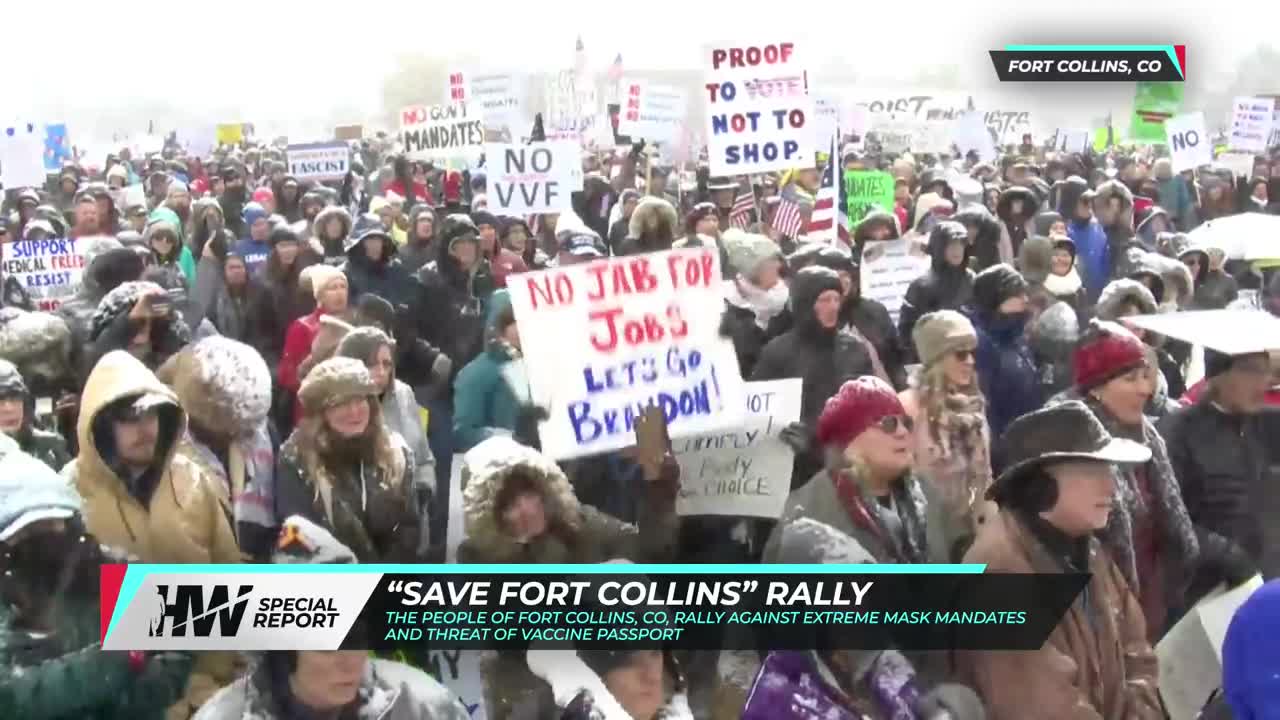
[899,310,995,561]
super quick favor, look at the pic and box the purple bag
[741,651,864,720]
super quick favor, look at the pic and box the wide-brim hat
[988,400,1150,498]
[706,176,738,191]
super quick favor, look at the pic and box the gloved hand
[915,683,987,720]
[778,421,812,455]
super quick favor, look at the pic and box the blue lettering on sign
[724,140,800,166]
[567,364,725,445]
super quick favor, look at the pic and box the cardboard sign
[985,110,1032,145]
[616,80,688,144]
[1156,575,1263,720]
[1129,81,1183,144]
[860,236,931,324]
[334,124,363,141]
[446,70,526,133]
[484,141,581,215]
[844,170,896,225]
[704,41,814,175]
[674,379,801,518]
[1,121,47,188]
[286,142,350,181]
[1228,96,1274,153]
[399,103,484,160]
[215,123,243,146]
[508,248,747,459]
[1165,112,1211,173]
[1,236,89,311]
[850,90,972,122]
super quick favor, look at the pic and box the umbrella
[1187,213,1280,261]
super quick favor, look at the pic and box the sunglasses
[873,415,914,434]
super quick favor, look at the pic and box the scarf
[1043,268,1082,298]
[831,468,927,564]
[724,277,789,330]
[924,387,993,516]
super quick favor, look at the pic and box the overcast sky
[3,0,1274,137]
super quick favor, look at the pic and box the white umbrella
[1186,212,1280,261]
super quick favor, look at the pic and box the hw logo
[148,584,253,637]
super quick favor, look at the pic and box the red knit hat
[816,376,906,449]
[1073,320,1147,391]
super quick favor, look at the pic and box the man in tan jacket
[63,350,242,719]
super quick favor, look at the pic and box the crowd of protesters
[0,115,1278,720]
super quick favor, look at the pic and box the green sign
[844,170,896,226]
[1129,81,1184,145]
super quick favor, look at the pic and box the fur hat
[1073,320,1147,391]
[912,310,978,367]
[336,326,395,366]
[815,376,905,449]
[156,336,271,435]
[0,309,72,385]
[1095,279,1157,321]
[721,229,781,278]
[306,265,347,301]
[628,196,679,241]
[298,357,377,415]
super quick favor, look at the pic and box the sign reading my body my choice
[704,41,813,175]
[509,248,746,459]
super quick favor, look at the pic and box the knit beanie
[815,376,905,449]
[912,310,978,367]
[241,202,269,228]
[1073,320,1147,391]
[971,263,1029,316]
[336,326,395,367]
[298,357,377,415]
[722,229,781,279]
[306,265,347,301]
[1223,580,1280,719]
[269,225,300,247]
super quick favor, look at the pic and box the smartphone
[35,397,53,418]
[633,405,670,482]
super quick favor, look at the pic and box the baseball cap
[558,230,607,258]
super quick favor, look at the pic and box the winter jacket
[1092,179,1135,257]
[1191,262,1239,311]
[956,510,1162,720]
[411,247,495,385]
[192,658,469,720]
[615,196,679,256]
[720,278,789,378]
[342,238,415,310]
[398,205,435,274]
[995,185,1038,261]
[278,308,328,394]
[489,247,529,289]
[62,351,242,719]
[311,205,353,266]
[452,292,534,452]
[58,241,145,353]
[752,268,876,486]
[841,295,907,391]
[252,253,315,372]
[897,223,974,358]
[1154,160,1197,231]
[954,205,1005,272]
[967,307,1040,438]
[1057,177,1110,301]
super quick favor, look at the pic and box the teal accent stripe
[106,565,147,641]
[1005,44,1170,51]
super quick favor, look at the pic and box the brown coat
[956,510,1162,720]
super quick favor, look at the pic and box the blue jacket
[970,310,1042,438]
[451,290,532,452]
[233,237,271,275]
[1068,218,1109,302]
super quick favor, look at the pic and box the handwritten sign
[674,379,801,518]
[704,41,814,175]
[616,80,688,144]
[1229,96,1274,154]
[484,141,581,215]
[286,142,350,182]
[1166,113,1211,173]
[844,170,896,225]
[985,110,1032,145]
[400,103,484,160]
[422,649,486,719]
[509,248,746,459]
[850,91,972,122]
[860,236,931,324]
[446,70,525,134]
[1,236,89,311]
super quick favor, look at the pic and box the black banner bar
[990,50,1184,82]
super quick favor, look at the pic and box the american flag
[805,144,850,244]
[773,195,805,238]
[728,184,756,229]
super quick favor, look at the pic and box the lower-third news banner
[100,565,1086,652]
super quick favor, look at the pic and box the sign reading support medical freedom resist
[703,41,814,175]
[400,103,485,160]
[1165,112,1211,173]
[484,141,581,215]
[286,142,350,182]
[1,236,90,311]
[674,379,801,518]
[508,248,746,459]
[616,80,688,144]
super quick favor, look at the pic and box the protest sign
[875,127,911,155]
[1,235,89,311]
[1052,128,1090,154]
[1228,96,1274,153]
[860,237,931,323]
[484,141,581,215]
[508,248,746,459]
[445,70,525,133]
[844,170,896,225]
[1217,152,1255,181]
[812,92,843,148]
[215,123,243,146]
[334,124,363,141]
[177,125,216,159]
[703,41,814,175]
[850,90,972,122]
[1165,112,1211,173]
[1129,81,1183,144]
[674,379,801,518]
[286,142,350,182]
[395,649,485,720]
[400,103,485,160]
[43,124,69,172]
[616,80,688,144]
[909,120,953,155]
[1,121,46,189]
[951,111,997,162]
[984,110,1032,145]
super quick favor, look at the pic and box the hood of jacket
[852,209,901,245]
[628,196,679,244]
[0,309,73,390]
[461,436,581,553]
[1095,278,1157,321]
[1031,210,1064,238]
[314,205,353,244]
[1018,235,1054,285]
[155,336,271,438]
[789,266,843,341]
[405,204,435,247]
[1092,179,1135,230]
[75,351,185,491]
[1052,176,1091,220]
[954,206,1001,255]
[926,220,970,273]
[912,192,953,230]
[996,185,1039,223]
[1146,250,1193,308]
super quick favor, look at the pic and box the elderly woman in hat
[957,401,1162,719]
[273,357,419,563]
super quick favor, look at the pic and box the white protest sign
[1,235,90,311]
[704,41,814,175]
[909,120,954,155]
[1269,108,1280,148]
[177,125,217,159]
[446,70,525,133]
[399,103,484,160]
[485,141,581,215]
[1055,129,1090,154]
[812,92,843,149]
[509,248,747,459]
[674,379,801,518]
[1165,112,1211,173]
[1229,96,1273,153]
[873,120,912,155]
[420,649,486,720]
[1,121,47,189]
[951,111,997,163]
[986,110,1033,145]
[286,142,350,182]
[849,90,972,123]
[616,80,688,144]
[1217,152,1255,180]
[860,236,931,324]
